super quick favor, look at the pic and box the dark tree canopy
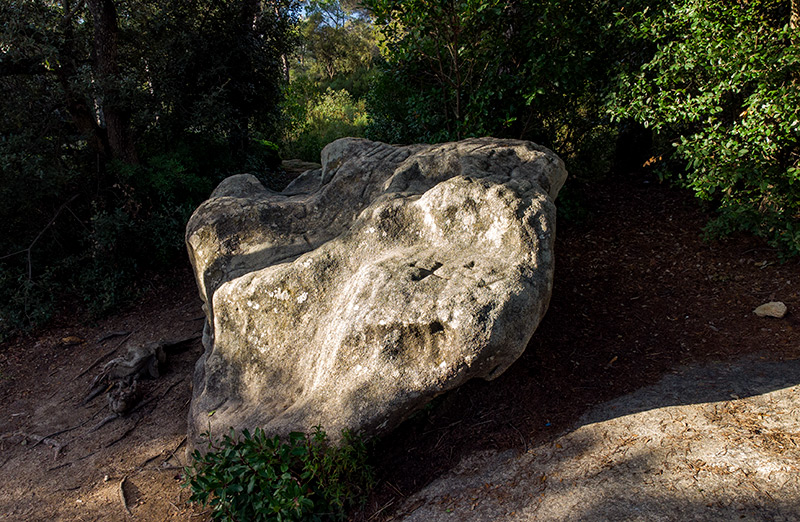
[0,0,298,336]
[364,0,799,254]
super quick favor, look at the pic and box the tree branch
[0,59,52,77]
[62,0,87,26]
[0,194,79,280]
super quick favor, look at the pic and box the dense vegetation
[363,0,799,253]
[611,0,800,254]
[0,0,296,336]
[280,0,376,160]
[185,427,373,521]
[1,0,798,338]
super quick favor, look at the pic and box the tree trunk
[269,0,291,83]
[86,0,138,164]
[226,0,263,152]
[58,0,110,159]
[282,54,290,84]
[792,0,799,29]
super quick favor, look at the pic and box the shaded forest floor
[1,171,798,521]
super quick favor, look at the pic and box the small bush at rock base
[184,426,373,521]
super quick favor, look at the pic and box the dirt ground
[0,271,206,521]
[396,356,800,521]
[1,171,798,521]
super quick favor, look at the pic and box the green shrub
[282,88,369,162]
[610,0,800,256]
[184,426,374,522]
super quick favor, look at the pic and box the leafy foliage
[363,0,663,178]
[282,86,369,161]
[185,426,374,522]
[610,0,800,255]
[364,0,799,256]
[281,0,378,161]
[297,0,377,83]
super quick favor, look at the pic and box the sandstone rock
[754,301,787,318]
[281,158,322,179]
[185,137,567,447]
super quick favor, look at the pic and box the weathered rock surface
[185,137,567,446]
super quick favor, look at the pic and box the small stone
[754,301,787,318]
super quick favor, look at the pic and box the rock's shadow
[396,353,800,521]
[582,355,800,425]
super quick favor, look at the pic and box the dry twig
[508,422,529,453]
[368,499,395,521]
[164,436,187,467]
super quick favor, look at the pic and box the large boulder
[185,137,567,447]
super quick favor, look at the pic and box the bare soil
[1,172,798,521]
[0,272,206,521]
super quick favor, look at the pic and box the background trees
[362,0,662,176]
[364,0,798,254]
[0,0,298,335]
[610,0,799,254]
[281,0,377,160]
[2,0,797,338]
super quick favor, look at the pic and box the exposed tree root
[119,476,132,516]
[1,431,64,460]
